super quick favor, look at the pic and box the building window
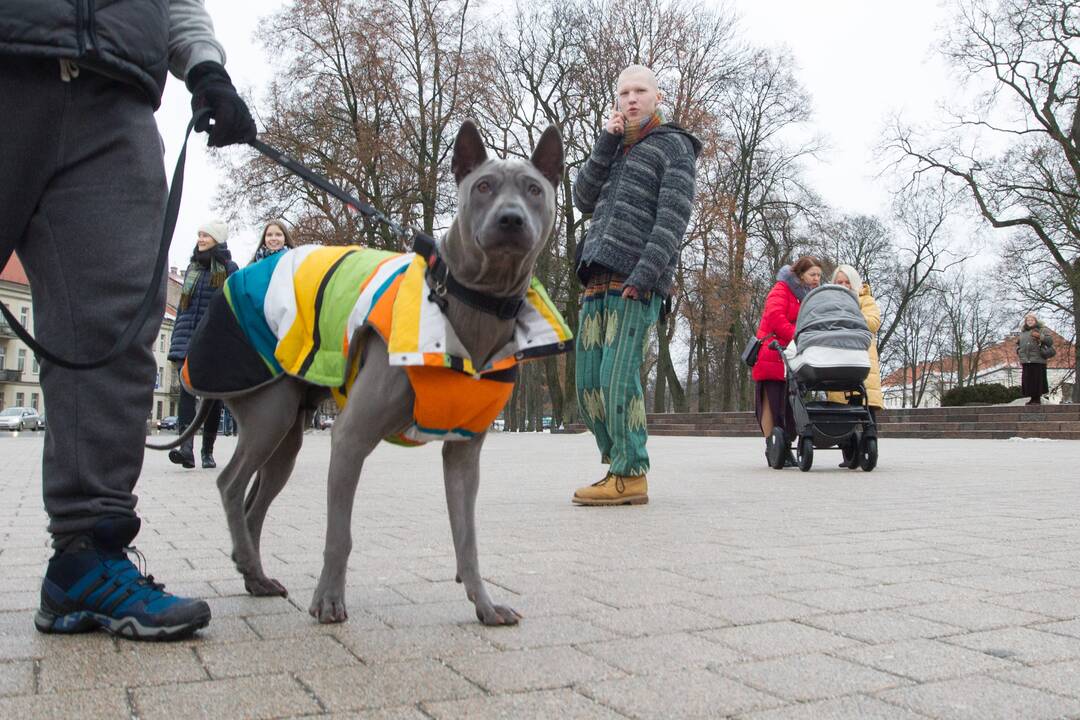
[19,307,29,327]
[159,334,166,352]
[0,395,4,410]
[32,356,39,374]
[156,366,163,389]
[0,346,5,370]
[31,393,39,411]
[169,401,176,416]
[15,392,24,407]
[156,401,163,420]
[17,349,26,372]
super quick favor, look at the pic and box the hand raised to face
[605,100,625,136]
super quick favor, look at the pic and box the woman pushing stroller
[751,256,823,466]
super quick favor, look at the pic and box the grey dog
[152,121,564,625]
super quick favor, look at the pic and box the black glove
[186,61,256,148]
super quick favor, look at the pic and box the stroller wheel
[767,427,786,469]
[859,437,878,472]
[797,436,814,472]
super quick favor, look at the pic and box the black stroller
[767,285,878,472]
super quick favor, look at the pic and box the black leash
[248,139,527,320]
[2,118,530,372]
[0,109,209,370]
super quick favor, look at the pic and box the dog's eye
[476,181,491,193]
[528,183,542,196]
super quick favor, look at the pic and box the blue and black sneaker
[35,517,210,641]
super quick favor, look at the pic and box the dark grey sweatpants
[0,57,167,541]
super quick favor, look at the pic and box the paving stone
[585,603,728,638]
[942,626,1080,664]
[988,589,1080,619]
[685,594,821,625]
[719,653,908,701]
[1034,619,1080,640]
[4,431,1080,717]
[198,635,360,679]
[900,600,1053,631]
[877,675,1080,719]
[245,608,388,639]
[0,688,130,720]
[372,601,481,628]
[133,674,321,719]
[334,624,497,663]
[467,614,616,650]
[993,659,1080,699]
[736,694,931,719]
[779,588,907,613]
[871,581,984,603]
[0,660,33,697]
[446,645,623,693]
[801,609,964,643]
[38,643,207,692]
[700,621,864,660]
[834,638,1019,682]
[577,631,742,673]
[300,659,481,712]
[424,688,627,719]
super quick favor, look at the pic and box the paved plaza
[2,430,1080,719]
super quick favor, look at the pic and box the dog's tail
[145,399,215,450]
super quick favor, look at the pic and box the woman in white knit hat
[166,220,238,469]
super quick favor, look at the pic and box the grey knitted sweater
[573,124,701,296]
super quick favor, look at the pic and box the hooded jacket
[573,123,702,296]
[1017,320,1055,365]
[0,0,225,108]
[752,266,809,383]
[827,281,883,408]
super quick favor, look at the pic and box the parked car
[0,407,45,431]
[157,415,178,431]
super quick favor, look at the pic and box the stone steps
[561,405,1080,439]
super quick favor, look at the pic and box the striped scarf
[622,110,663,152]
[179,247,230,311]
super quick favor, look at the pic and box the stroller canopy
[789,285,872,386]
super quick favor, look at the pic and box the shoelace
[588,475,626,492]
[118,546,166,596]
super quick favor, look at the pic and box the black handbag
[741,333,773,368]
[1041,342,1056,359]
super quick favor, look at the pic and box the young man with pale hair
[571,64,700,506]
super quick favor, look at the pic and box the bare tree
[890,0,1080,400]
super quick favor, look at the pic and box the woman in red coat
[753,256,822,464]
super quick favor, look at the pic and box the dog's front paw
[309,592,349,624]
[475,603,522,626]
[244,575,288,598]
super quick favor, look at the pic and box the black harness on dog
[411,233,525,321]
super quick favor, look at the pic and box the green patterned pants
[575,274,662,477]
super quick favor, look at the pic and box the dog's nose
[498,209,525,232]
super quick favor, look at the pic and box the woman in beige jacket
[827,264,883,409]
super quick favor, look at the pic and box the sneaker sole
[572,495,649,506]
[34,607,210,641]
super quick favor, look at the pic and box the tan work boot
[572,474,648,506]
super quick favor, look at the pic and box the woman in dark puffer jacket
[167,220,238,469]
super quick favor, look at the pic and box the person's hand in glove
[186,61,257,147]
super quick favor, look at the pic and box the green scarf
[623,110,664,151]
[179,247,229,311]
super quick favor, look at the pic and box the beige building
[1,255,183,423]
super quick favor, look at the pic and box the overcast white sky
[155,0,956,271]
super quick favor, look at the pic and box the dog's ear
[452,120,488,185]
[530,125,564,189]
